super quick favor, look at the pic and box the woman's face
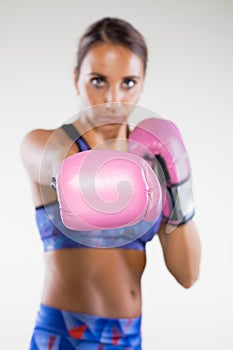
[74,43,145,127]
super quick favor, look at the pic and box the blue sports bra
[35,124,162,251]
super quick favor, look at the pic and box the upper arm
[20,128,77,185]
[20,129,50,184]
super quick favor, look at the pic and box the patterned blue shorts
[29,304,142,349]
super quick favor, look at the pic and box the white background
[0,0,233,349]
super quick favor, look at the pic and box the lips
[102,115,124,123]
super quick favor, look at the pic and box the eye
[91,77,106,88]
[122,79,136,89]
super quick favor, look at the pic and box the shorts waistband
[34,303,142,347]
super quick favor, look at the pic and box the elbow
[180,277,198,289]
[174,253,201,289]
[177,271,200,289]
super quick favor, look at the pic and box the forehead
[80,43,144,76]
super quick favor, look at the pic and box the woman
[21,17,201,349]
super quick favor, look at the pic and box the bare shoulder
[20,127,72,160]
[21,128,58,151]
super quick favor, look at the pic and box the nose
[105,85,123,105]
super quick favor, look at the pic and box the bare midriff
[41,247,146,318]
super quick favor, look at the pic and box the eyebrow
[87,72,141,80]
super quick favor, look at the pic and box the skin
[21,43,201,318]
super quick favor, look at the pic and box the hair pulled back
[76,17,148,75]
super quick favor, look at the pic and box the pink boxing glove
[128,117,195,231]
[55,149,162,231]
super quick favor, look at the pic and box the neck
[73,117,129,151]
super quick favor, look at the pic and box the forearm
[128,118,201,287]
[158,220,201,288]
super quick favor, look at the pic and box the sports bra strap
[61,123,81,141]
[61,123,90,151]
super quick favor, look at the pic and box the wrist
[162,176,195,231]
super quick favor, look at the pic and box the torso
[32,124,147,318]
[42,247,146,318]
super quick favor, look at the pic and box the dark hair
[76,17,148,75]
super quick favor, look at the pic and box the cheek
[80,84,103,106]
[124,86,142,104]
[79,85,94,104]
